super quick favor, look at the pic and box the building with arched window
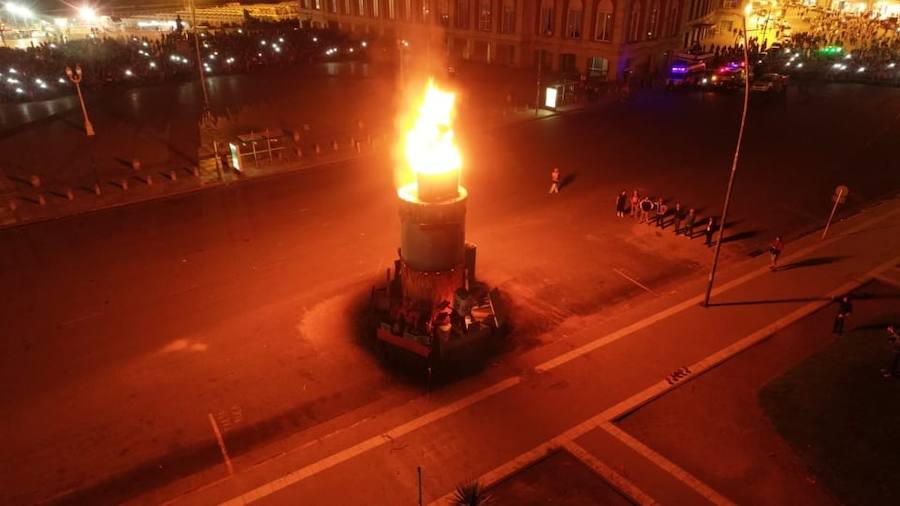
[297,0,691,82]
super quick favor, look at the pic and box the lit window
[628,1,641,42]
[594,0,613,41]
[479,0,492,31]
[566,0,583,38]
[539,0,554,36]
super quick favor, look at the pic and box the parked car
[751,73,788,93]
[666,60,708,89]
[711,61,746,90]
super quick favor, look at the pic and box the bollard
[315,143,321,155]
[145,175,153,186]
[192,167,200,177]
[169,169,177,181]
[30,175,41,188]
[355,141,361,153]
[121,179,129,190]
[295,147,303,158]
[132,158,142,172]
[292,131,301,143]
[66,188,74,200]
[38,194,46,206]
[93,183,101,195]
[332,140,339,151]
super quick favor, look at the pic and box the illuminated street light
[703,2,752,306]
[78,6,97,22]
[64,65,95,137]
[4,3,34,19]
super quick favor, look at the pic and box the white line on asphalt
[60,311,104,326]
[875,269,900,289]
[434,254,900,506]
[564,440,659,506]
[535,204,900,373]
[215,203,900,506]
[612,268,658,295]
[219,377,520,506]
[598,423,735,506]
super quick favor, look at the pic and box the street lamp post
[702,4,752,307]
[65,64,95,137]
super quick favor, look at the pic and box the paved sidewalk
[158,195,900,506]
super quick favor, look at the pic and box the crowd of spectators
[778,6,900,83]
[0,20,364,103]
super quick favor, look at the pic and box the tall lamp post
[702,3,752,307]
[65,65,95,136]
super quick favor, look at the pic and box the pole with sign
[822,185,848,239]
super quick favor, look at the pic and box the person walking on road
[639,197,654,224]
[769,236,784,270]
[630,190,640,218]
[704,217,715,246]
[683,208,696,238]
[549,167,560,194]
[672,202,684,234]
[883,325,900,379]
[832,296,853,335]
[655,198,667,227]
[616,191,627,217]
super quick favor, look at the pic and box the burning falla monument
[369,80,500,368]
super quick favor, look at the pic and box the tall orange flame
[404,80,462,176]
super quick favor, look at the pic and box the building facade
[297,0,697,81]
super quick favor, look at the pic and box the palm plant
[452,480,492,506]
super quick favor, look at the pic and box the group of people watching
[616,191,718,246]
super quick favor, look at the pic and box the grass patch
[760,326,900,506]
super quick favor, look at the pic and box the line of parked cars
[665,53,788,95]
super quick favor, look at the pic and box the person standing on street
[883,325,900,379]
[769,236,784,270]
[704,217,715,246]
[655,198,667,227]
[672,202,684,234]
[616,191,627,217]
[639,196,654,224]
[832,296,853,335]
[630,190,640,218]
[549,167,560,194]
[683,208,696,238]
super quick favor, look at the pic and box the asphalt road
[0,75,898,503]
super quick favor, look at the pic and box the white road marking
[209,413,235,477]
[432,254,900,506]
[60,311,104,326]
[598,423,735,506]
[219,377,520,506]
[564,440,659,506]
[214,204,900,505]
[612,267,658,295]
[536,204,900,373]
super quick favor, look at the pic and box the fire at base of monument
[369,80,502,369]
